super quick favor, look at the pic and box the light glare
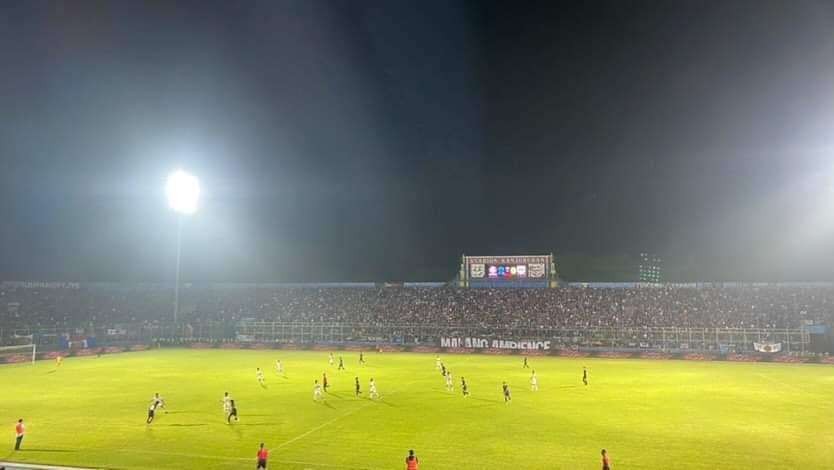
[166,170,200,215]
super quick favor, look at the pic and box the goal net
[0,338,36,365]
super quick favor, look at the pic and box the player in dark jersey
[322,372,329,392]
[354,376,362,397]
[502,382,512,403]
[338,356,345,370]
[440,362,446,377]
[359,352,366,365]
[523,356,529,368]
[461,377,469,397]
[146,402,158,424]
[583,366,589,386]
[227,399,239,424]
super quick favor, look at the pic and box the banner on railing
[440,337,551,350]
[1,281,80,289]
[753,342,782,353]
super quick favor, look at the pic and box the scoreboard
[461,255,555,287]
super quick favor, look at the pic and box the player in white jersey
[435,355,441,370]
[256,368,265,386]
[222,392,232,413]
[445,370,454,391]
[150,393,166,411]
[313,380,323,401]
[276,360,284,375]
[369,378,379,399]
[530,370,539,392]
[146,393,166,424]
[329,352,335,366]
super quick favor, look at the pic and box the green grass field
[1,349,832,469]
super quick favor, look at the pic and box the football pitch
[1,349,832,470]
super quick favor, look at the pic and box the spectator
[2,284,832,332]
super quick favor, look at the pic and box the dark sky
[2,0,834,282]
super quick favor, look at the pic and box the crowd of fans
[1,284,832,331]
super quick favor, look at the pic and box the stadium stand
[2,284,832,330]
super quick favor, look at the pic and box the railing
[208,322,811,354]
[0,321,811,354]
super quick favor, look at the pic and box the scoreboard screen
[464,255,550,282]
[486,264,528,279]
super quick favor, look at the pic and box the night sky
[2,0,834,282]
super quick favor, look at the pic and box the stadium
[4,1,834,470]
[1,269,833,469]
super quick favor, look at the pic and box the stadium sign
[440,337,551,350]
[461,254,554,287]
[753,341,782,353]
[464,255,549,280]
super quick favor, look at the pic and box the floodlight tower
[166,170,200,323]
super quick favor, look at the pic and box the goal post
[0,342,37,365]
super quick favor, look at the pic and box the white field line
[273,400,377,450]
[0,462,98,470]
[113,385,416,470]
[6,379,417,470]
[755,372,812,394]
[274,381,416,452]
[114,448,381,469]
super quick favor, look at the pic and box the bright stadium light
[166,170,200,215]
[166,170,200,324]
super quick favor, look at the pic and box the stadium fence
[1,321,811,355]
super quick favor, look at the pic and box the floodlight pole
[173,214,183,324]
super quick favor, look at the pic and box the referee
[405,449,419,470]
[14,419,24,450]
[257,442,269,469]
